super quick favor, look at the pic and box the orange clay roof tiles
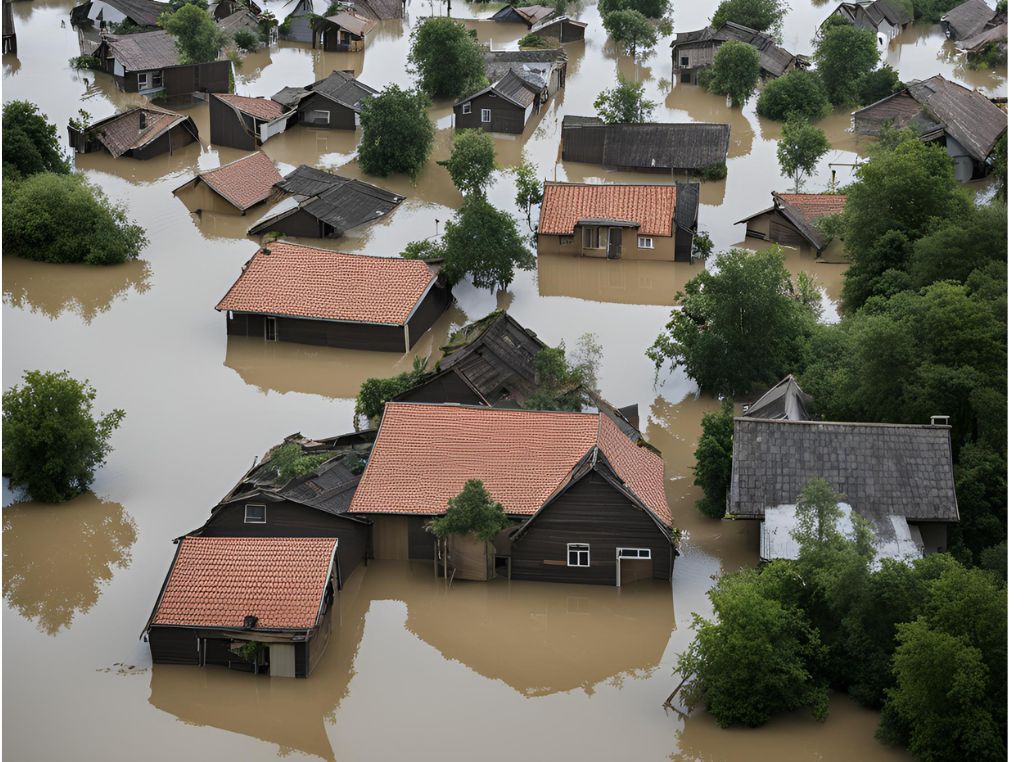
[538,182,678,237]
[194,151,283,211]
[215,242,437,325]
[350,402,673,526]
[151,537,337,630]
[775,193,848,222]
[215,93,287,121]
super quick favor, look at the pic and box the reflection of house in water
[537,254,700,306]
[2,493,137,635]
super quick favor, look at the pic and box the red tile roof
[775,193,847,223]
[215,93,287,122]
[351,403,673,526]
[192,151,283,211]
[151,537,337,630]
[95,106,192,158]
[538,182,678,237]
[215,242,437,325]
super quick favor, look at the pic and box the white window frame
[152,70,163,88]
[462,102,471,115]
[244,504,267,524]
[310,109,331,125]
[617,547,652,560]
[137,71,150,89]
[481,108,492,123]
[567,543,590,567]
[638,236,654,249]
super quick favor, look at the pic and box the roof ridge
[261,241,428,264]
[200,150,271,175]
[383,400,600,418]
[734,417,951,430]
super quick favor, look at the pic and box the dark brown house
[71,0,165,31]
[90,30,231,98]
[215,241,451,353]
[453,49,566,134]
[671,22,807,84]
[144,536,339,678]
[736,192,847,255]
[312,10,376,52]
[491,3,553,25]
[67,105,199,159]
[530,14,587,43]
[190,432,374,585]
[561,117,730,175]
[247,165,404,238]
[350,402,677,586]
[172,150,283,215]
[209,93,292,150]
[272,70,378,130]
[823,0,912,46]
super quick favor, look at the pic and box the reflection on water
[2,257,152,323]
[538,255,704,306]
[3,493,137,635]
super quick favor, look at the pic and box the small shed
[491,3,553,26]
[67,105,199,159]
[742,375,815,421]
[144,536,339,678]
[736,191,847,255]
[172,151,283,215]
[215,241,451,353]
[209,93,292,150]
[275,70,378,130]
[529,15,586,43]
[560,118,730,174]
[313,10,376,52]
[247,164,404,238]
[454,70,538,134]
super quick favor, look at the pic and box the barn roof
[743,375,815,421]
[539,182,679,237]
[729,418,959,523]
[149,537,337,631]
[737,192,846,251]
[942,0,998,39]
[212,93,287,122]
[174,151,282,211]
[307,70,378,111]
[560,120,731,171]
[491,3,553,24]
[104,30,179,70]
[350,402,673,526]
[215,241,436,325]
[87,105,195,157]
[322,9,376,36]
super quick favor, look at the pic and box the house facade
[736,192,847,255]
[314,10,376,51]
[172,151,283,215]
[209,93,292,149]
[68,106,199,160]
[824,0,912,46]
[92,30,231,98]
[671,22,806,83]
[530,15,586,43]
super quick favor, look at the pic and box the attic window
[462,102,471,115]
[481,108,492,123]
[244,504,266,524]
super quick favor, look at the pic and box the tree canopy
[2,101,70,180]
[693,400,734,519]
[598,0,671,18]
[776,117,830,191]
[523,334,604,412]
[701,40,760,107]
[357,85,434,178]
[756,70,832,122]
[513,162,543,222]
[813,23,880,105]
[161,3,226,64]
[430,480,510,540]
[408,17,486,99]
[353,357,429,427]
[710,0,787,33]
[433,197,534,291]
[441,129,495,196]
[602,9,659,58]
[594,75,655,124]
[3,371,126,503]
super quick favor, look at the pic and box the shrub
[408,17,486,99]
[518,32,550,49]
[756,70,831,121]
[430,480,509,540]
[2,100,70,180]
[694,400,734,518]
[441,129,495,196]
[699,162,728,181]
[857,65,903,106]
[353,357,430,426]
[233,28,260,52]
[777,117,830,191]
[265,443,334,484]
[711,0,787,33]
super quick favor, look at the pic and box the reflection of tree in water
[3,493,137,635]
[2,54,20,77]
[2,258,151,324]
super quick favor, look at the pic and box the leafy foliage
[910,0,965,22]
[353,357,429,426]
[693,400,734,518]
[856,65,903,106]
[648,247,817,396]
[523,334,604,412]
[3,371,125,503]
[756,70,831,122]
[441,129,496,196]
[160,4,226,64]
[702,40,760,107]
[710,0,787,33]
[233,28,260,52]
[602,9,658,57]
[598,0,671,18]
[813,23,880,105]
[3,172,148,265]
[2,101,70,180]
[357,86,434,178]
[518,32,550,49]
[408,17,486,99]
[513,162,543,221]
[435,197,534,291]
[594,75,655,123]
[266,443,334,484]
[776,117,830,190]
[430,480,510,541]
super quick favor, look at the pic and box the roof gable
[308,70,379,111]
[213,93,287,122]
[89,106,192,157]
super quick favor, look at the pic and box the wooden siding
[163,60,232,97]
[537,20,585,42]
[560,126,605,164]
[744,209,806,247]
[455,92,529,134]
[510,472,674,586]
[408,516,435,560]
[210,94,258,151]
[149,627,201,665]
[370,514,409,559]
[258,207,328,237]
[225,312,409,352]
[537,228,676,261]
[406,284,450,348]
[198,499,369,584]
[674,226,695,262]
[395,370,484,406]
[297,92,358,130]
[174,179,249,215]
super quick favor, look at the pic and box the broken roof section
[941,0,1001,39]
[671,22,805,78]
[173,151,282,212]
[491,3,553,24]
[85,105,196,158]
[743,375,815,421]
[483,47,566,89]
[213,93,288,122]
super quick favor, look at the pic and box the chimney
[930,415,950,426]
[138,111,147,130]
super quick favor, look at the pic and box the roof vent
[243,615,258,629]
[930,415,950,426]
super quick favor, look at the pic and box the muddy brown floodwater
[2,0,1003,759]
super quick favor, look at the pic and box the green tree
[160,3,226,64]
[602,9,658,57]
[776,117,829,191]
[441,129,495,196]
[2,101,70,180]
[168,0,207,10]
[702,40,760,107]
[910,0,966,22]
[599,0,671,18]
[710,0,787,33]
[523,334,604,412]
[430,479,510,540]
[814,23,880,105]
[990,133,1007,200]
[233,28,260,52]
[436,197,534,291]
[951,442,1007,561]
[3,172,147,265]
[693,400,734,519]
[648,248,816,396]
[2,371,126,503]
[857,65,903,106]
[265,443,334,484]
[513,162,543,222]
[594,75,655,123]
[756,70,831,122]
[676,569,829,727]
[353,356,429,427]
[357,85,434,178]
[791,478,845,546]
[408,17,486,99]
[908,202,1007,289]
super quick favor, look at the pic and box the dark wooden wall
[405,284,451,348]
[164,60,232,97]
[674,226,695,263]
[510,472,674,585]
[297,93,358,130]
[455,93,528,134]
[130,123,197,160]
[225,312,409,352]
[210,95,257,151]
[394,370,483,406]
[561,126,605,164]
[407,516,435,560]
[252,207,326,237]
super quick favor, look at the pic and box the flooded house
[560,118,731,175]
[67,105,199,159]
[483,47,567,91]
[312,10,376,51]
[89,30,232,98]
[453,49,566,134]
[491,3,553,26]
[209,93,292,150]
[736,192,847,256]
[71,0,165,31]
[172,151,283,215]
[941,0,1005,41]
[822,0,912,46]
[350,402,677,586]
[537,181,702,262]
[214,241,450,352]
[247,165,404,238]
[189,432,373,585]
[955,21,1007,59]
[3,0,16,54]
[144,536,340,678]
[529,15,587,43]
[272,70,378,129]
[270,0,400,43]
[728,418,960,563]
[670,22,807,84]
[852,74,1008,181]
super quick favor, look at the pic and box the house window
[559,235,573,245]
[244,504,266,524]
[583,227,607,249]
[462,102,471,115]
[617,548,652,560]
[137,72,149,89]
[567,543,590,567]
[481,108,492,123]
[310,109,331,125]
[638,236,654,249]
[679,54,689,67]
[152,70,163,88]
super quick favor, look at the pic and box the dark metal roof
[75,0,167,27]
[483,47,566,90]
[729,418,959,523]
[561,120,731,171]
[307,70,378,111]
[562,115,602,128]
[743,375,814,421]
[492,70,537,107]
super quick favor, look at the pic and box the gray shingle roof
[729,418,959,523]
[942,0,998,39]
[308,70,378,111]
[561,121,731,171]
[671,22,802,78]
[482,48,566,92]
[105,29,179,71]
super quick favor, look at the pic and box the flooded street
[2,0,1003,759]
